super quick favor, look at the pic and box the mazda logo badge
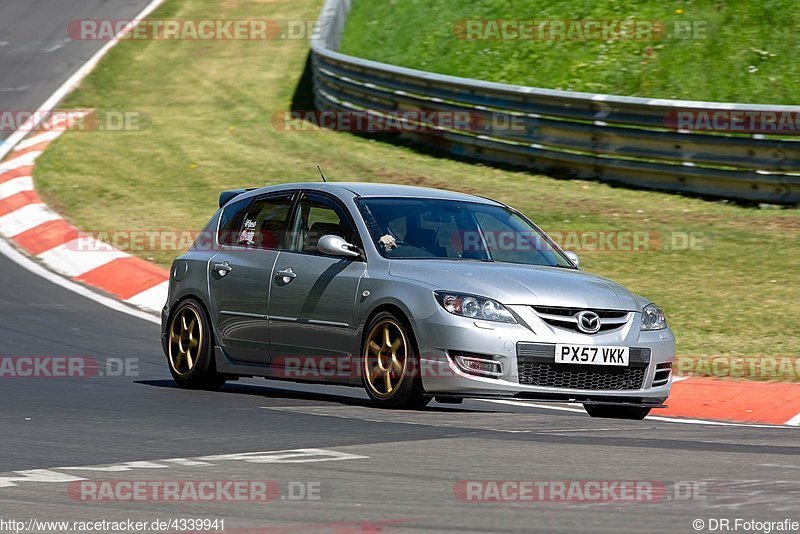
[576,311,601,334]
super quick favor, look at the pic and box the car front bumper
[414,304,675,406]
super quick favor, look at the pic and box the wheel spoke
[384,372,393,393]
[390,337,402,355]
[383,325,391,348]
[168,307,205,376]
[391,358,403,375]
[364,320,412,398]
[369,366,382,382]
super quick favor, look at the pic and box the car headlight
[641,304,667,331]
[434,292,517,324]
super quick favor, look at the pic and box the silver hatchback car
[161,183,675,419]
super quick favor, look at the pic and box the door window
[236,194,295,249]
[290,194,357,254]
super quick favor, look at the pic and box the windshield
[357,198,573,267]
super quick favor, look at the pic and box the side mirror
[318,235,360,258]
[564,250,580,267]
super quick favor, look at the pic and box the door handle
[276,268,296,283]
[213,261,232,277]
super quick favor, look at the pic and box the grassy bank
[340,0,800,104]
[34,0,800,365]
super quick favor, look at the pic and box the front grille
[531,306,630,334]
[517,361,646,390]
[517,343,649,390]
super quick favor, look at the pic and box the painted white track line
[0,151,41,172]
[0,0,168,322]
[0,0,168,162]
[0,127,170,313]
[477,399,798,429]
[126,280,171,311]
[13,130,63,151]
[0,176,33,198]
[784,412,800,427]
[0,203,61,236]
[38,238,130,277]
[0,239,158,324]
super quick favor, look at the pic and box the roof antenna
[317,165,327,183]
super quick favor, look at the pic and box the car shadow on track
[135,379,492,413]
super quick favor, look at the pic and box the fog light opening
[452,353,503,378]
[652,362,672,387]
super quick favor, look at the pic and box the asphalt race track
[1,2,799,532]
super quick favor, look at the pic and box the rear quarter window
[217,197,252,246]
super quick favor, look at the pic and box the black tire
[361,311,430,409]
[583,404,651,420]
[166,298,227,390]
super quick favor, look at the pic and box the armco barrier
[310,0,800,204]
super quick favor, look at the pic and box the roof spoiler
[218,188,253,208]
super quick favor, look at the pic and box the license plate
[555,344,629,366]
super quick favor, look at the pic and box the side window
[291,194,357,254]
[236,194,294,249]
[217,197,252,246]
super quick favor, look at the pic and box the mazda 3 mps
[161,183,675,419]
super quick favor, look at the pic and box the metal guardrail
[310,0,800,204]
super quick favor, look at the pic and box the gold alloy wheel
[364,319,408,398]
[168,305,203,377]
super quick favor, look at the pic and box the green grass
[340,0,800,104]
[34,0,800,368]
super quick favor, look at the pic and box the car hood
[388,260,639,311]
